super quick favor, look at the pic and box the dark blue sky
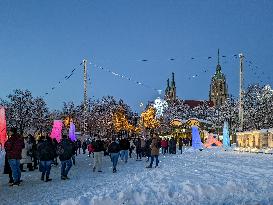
[1,0,273,112]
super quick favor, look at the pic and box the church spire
[171,72,175,87]
[216,49,221,73]
[217,48,220,65]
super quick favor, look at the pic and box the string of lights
[40,53,269,98]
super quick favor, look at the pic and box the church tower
[165,72,176,102]
[209,49,228,107]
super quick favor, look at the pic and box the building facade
[209,49,228,107]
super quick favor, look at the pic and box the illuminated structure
[204,133,222,148]
[209,49,228,107]
[69,122,77,142]
[192,126,203,149]
[223,121,230,148]
[0,106,7,147]
[153,97,168,118]
[50,120,63,142]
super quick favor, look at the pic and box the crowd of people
[3,127,185,187]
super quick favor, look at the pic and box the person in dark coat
[172,137,177,154]
[37,136,55,182]
[178,138,183,154]
[58,135,74,180]
[76,139,82,154]
[52,138,58,166]
[29,134,38,169]
[92,136,105,172]
[108,137,120,173]
[144,137,152,162]
[4,128,25,186]
[82,141,87,154]
[119,137,130,163]
[134,137,142,161]
[71,140,77,165]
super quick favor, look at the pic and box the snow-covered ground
[1,148,273,205]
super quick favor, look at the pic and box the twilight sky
[0,0,273,113]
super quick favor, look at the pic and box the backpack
[56,144,64,156]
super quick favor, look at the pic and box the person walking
[29,135,38,169]
[135,137,142,161]
[76,139,82,154]
[21,135,34,171]
[88,139,95,157]
[4,128,25,186]
[178,137,183,154]
[108,137,120,173]
[144,136,152,162]
[146,134,160,168]
[52,138,59,166]
[57,135,74,180]
[119,136,130,163]
[92,136,105,172]
[82,140,87,154]
[129,139,135,158]
[161,138,168,155]
[37,136,55,182]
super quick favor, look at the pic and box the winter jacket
[119,138,130,150]
[87,144,95,152]
[108,141,120,153]
[4,134,25,160]
[21,139,33,164]
[161,140,168,148]
[92,140,105,152]
[37,139,55,161]
[150,137,160,156]
[58,139,74,161]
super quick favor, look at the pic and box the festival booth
[170,118,213,144]
[268,129,273,148]
[236,129,273,153]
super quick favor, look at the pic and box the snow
[1,148,273,205]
